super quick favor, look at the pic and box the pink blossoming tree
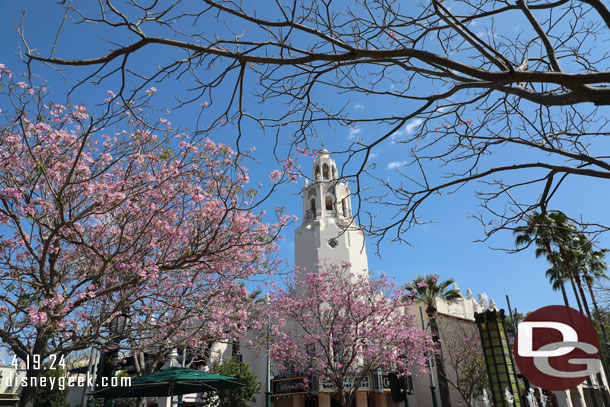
[0,66,286,407]
[269,262,434,407]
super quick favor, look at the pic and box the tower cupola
[301,148,352,224]
[312,148,338,181]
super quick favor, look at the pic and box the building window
[315,165,320,179]
[322,163,329,180]
[342,198,347,217]
[325,195,333,211]
[329,239,338,248]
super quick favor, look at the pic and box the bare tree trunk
[574,273,592,316]
[544,240,570,306]
[428,310,452,407]
[560,246,583,311]
[588,279,610,362]
[561,258,604,407]
[18,369,42,407]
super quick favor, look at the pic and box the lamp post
[169,348,180,407]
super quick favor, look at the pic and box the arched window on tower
[342,198,347,217]
[325,195,333,211]
[310,199,316,215]
[315,165,320,180]
[322,163,329,180]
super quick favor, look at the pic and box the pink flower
[0,86,285,379]
[105,90,116,102]
[145,87,157,96]
[269,170,282,182]
[386,30,398,41]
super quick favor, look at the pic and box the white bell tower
[294,148,370,280]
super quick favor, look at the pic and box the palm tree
[405,275,461,407]
[514,211,576,307]
[571,234,609,316]
[537,228,610,407]
[543,249,584,311]
[558,234,610,363]
[516,211,607,407]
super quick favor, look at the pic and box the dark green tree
[518,212,610,407]
[503,308,526,336]
[34,369,69,407]
[405,274,461,407]
[545,234,610,365]
[590,304,610,367]
[200,358,259,407]
[570,234,609,321]
[514,211,581,308]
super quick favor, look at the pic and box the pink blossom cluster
[433,118,473,131]
[281,158,300,183]
[296,146,318,158]
[268,262,434,401]
[0,63,12,78]
[0,65,286,368]
[269,157,302,183]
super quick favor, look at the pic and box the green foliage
[503,308,526,335]
[404,274,461,314]
[34,369,69,407]
[200,358,260,407]
[590,305,610,367]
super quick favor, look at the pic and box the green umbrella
[91,367,245,398]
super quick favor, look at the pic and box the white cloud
[404,118,423,135]
[387,161,407,170]
[348,127,362,140]
[354,104,365,110]
[391,118,423,143]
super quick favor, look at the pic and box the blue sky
[2,0,609,316]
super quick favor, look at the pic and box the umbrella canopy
[91,367,245,398]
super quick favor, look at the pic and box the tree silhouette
[17,0,610,246]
